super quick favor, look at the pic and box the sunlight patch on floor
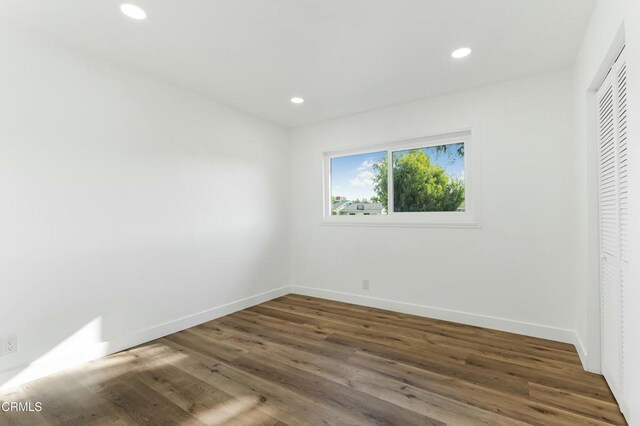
[0,317,105,392]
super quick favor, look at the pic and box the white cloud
[357,160,375,171]
[351,159,378,186]
[349,170,375,187]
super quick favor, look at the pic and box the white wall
[289,70,581,349]
[573,0,640,422]
[0,24,290,388]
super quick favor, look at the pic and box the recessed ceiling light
[290,97,305,104]
[451,47,472,59]
[120,3,147,20]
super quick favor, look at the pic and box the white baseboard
[0,285,291,392]
[572,330,589,370]
[291,285,587,365]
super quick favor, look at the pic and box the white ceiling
[0,0,595,127]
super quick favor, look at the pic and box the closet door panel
[597,49,626,403]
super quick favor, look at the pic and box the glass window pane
[330,151,387,215]
[392,142,465,212]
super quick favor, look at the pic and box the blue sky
[331,151,386,201]
[331,143,464,201]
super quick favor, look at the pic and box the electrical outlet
[362,279,370,290]
[6,335,18,354]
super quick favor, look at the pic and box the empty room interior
[1,0,639,424]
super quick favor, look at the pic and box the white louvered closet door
[597,48,627,404]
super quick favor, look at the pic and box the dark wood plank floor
[0,295,626,425]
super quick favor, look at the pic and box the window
[330,150,387,216]
[323,130,477,227]
[392,142,465,212]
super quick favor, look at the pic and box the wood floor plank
[464,355,616,402]
[278,294,581,360]
[272,297,581,365]
[348,351,613,426]
[20,373,120,425]
[188,324,523,425]
[151,338,370,425]
[326,333,532,396]
[97,379,204,425]
[215,314,357,361]
[228,353,445,425]
[132,362,284,426]
[0,294,626,425]
[528,382,626,425]
[282,295,577,352]
[244,306,471,364]
[250,303,586,377]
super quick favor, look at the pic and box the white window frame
[322,129,480,228]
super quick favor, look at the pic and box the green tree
[373,150,464,212]
[372,157,389,208]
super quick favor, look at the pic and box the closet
[597,47,627,404]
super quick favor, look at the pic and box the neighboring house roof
[331,200,351,212]
[340,202,383,213]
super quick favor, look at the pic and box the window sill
[319,219,481,229]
